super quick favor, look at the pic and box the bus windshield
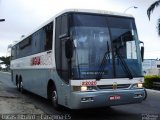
[70,13,142,79]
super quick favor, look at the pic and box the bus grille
[97,84,131,89]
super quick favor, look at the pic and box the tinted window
[44,22,53,51]
[11,46,16,60]
[55,14,70,83]
[32,30,42,54]
[11,21,53,59]
[17,37,32,58]
[107,17,136,29]
[72,14,107,27]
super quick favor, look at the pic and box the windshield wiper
[96,42,110,80]
[115,46,133,79]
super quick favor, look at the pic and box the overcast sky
[0,0,160,59]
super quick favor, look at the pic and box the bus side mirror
[139,41,144,62]
[141,46,144,62]
[65,39,73,59]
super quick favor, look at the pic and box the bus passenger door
[55,14,71,106]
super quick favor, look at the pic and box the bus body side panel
[11,67,71,108]
[11,70,17,86]
[49,71,71,108]
[12,69,48,98]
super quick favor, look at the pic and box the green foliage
[0,56,10,66]
[144,75,160,88]
[147,0,160,36]
[147,0,160,20]
[158,18,160,35]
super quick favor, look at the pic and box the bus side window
[44,22,53,51]
[32,31,41,54]
[18,37,32,58]
[11,46,16,60]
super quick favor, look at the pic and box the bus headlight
[138,83,143,88]
[81,86,88,91]
[132,83,143,89]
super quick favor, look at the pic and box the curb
[146,89,160,94]
[0,71,11,75]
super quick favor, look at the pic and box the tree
[0,56,10,69]
[147,0,160,36]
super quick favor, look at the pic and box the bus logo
[31,56,41,65]
[31,53,52,66]
[113,82,117,90]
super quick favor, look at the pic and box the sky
[0,0,160,59]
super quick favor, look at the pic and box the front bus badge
[113,82,117,90]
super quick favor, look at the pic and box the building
[142,59,160,75]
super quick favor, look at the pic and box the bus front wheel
[143,89,147,100]
[50,86,60,110]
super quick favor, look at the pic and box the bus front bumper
[69,89,145,109]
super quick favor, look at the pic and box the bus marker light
[134,94,143,98]
[81,97,94,102]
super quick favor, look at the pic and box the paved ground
[0,72,160,120]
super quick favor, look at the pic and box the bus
[10,9,146,109]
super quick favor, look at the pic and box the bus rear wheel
[16,76,19,91]
[19,81,24,93]
[17,81,20,91]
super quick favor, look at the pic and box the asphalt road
[0,72,160,120]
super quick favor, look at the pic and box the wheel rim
[17,82,20,91]
[20,81,23,92]
[52,90,57,106]
[17,82,19,89]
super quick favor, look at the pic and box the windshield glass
[108,16,142,78]
[70,13,142,79]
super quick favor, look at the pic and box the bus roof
[12,9,134,47]
[55,9,133,18]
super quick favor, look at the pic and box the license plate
[109,95,121,100]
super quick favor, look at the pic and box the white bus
[10,9,146,110]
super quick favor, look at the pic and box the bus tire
[16,76,19,91]
[17,80,21,92]
[143,89,147,100]
[19,80,24,93]
[50,86,60,110]
[16,81,19,91]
